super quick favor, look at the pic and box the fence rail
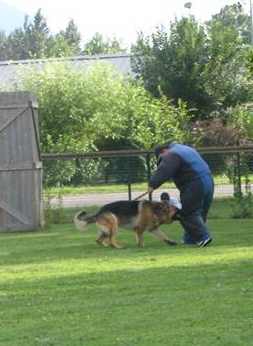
[41,146,253,206]
[41,145,253,160]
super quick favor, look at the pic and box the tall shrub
[17,62,192,185]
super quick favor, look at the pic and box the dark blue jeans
[179,175,214,243]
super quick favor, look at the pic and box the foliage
[0,31,8,60]
[83,32,126,55]
[208,2,251,44]
[192,119,240,147]
[246,47,253,74]
[24,9,50,59]
[203,10,249,110]
[131,4,251,119]
[192,104,253,148]
[71,159,106,185]
[227,104,253,142]
[130,96,193,149]
[46,34,77,58]
[1,9,50,60]
[16,62,192,185]
[59,19,81,54]
[231,192,253,218]
[191,119,239,176]
[243,49,253,140]
[131,18,211,116]
[0,9,81,60]
[46,19,81,58]
[43,188,65,226]
[0,9,126,60]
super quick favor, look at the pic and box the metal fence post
[128,182,132,200]
[146,153,152,201]
[233,150,242,197]
[127,157,132,201]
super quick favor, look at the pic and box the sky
[1,0,250,47]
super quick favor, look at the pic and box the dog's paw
[166,239,177,246]
[110,243,126,249]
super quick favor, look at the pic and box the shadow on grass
[0,258,252,346]
[1,210,252,345]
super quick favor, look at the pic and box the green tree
[1,10,49,60]
[46,34,76,57]
[16,63,192,185]
[6,25,29,60]
[203,4,249,112]
[132,5,251,119]
[209,2,251,44]
[46,19,81,57]
[0,31,8,60]
[0,10,82,60]
[236,48,253,140]
[204,23,245,110]
[83,32,126,55]
[25,9,49,58]
[58,19,81,54]
[131,17,212,117]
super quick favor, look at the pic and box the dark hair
[160,192,170,201]
[154,142,172,159]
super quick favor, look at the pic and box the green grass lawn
[0,218,253,346]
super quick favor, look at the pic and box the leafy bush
[16,62,192,186]
[231,192,253,218]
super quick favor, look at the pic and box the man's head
[160,192,170,201]
[154,142,172,164]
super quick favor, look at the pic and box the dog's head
[154,202,173,224]
[141,200,173,225]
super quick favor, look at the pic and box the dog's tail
[73,210,97,231]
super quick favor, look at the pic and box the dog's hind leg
[108,214,124,249]
[96,230,110,247]
[134,227,145,248]
[97,213,124,249]
[150,228,177,246]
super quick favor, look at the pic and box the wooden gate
[0,92,43,231]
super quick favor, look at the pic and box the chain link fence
[41,146,253,209]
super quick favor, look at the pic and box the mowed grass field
[0,215,253,345]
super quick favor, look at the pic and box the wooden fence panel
[0,92,43,231]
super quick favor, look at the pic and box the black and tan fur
[74,200,177,248]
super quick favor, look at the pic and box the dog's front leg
[110,231,124,249]
[150,228,177,246]
[134,227,145,248]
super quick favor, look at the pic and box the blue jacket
[149,144,211,190]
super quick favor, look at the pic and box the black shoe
[197,237,212,247]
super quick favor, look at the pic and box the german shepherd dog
[74,200,177,248]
